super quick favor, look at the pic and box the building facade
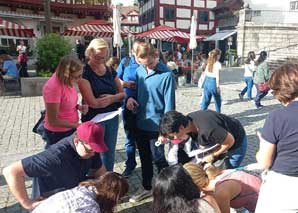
[138,0,222,36]
[120,6,139,32]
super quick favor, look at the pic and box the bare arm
[256,134,276,169]
[46,103,79,129]
[3,161,42,210]
[113,76,126,101]
[214,180,241,213]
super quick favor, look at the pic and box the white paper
[91,108,122,123]
[187,144,220,158]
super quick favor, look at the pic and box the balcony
[0,0,112,17]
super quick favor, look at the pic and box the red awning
[63,19,131,37]
[0,18,35,37]
[136,25,205,43]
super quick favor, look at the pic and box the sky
[112,0,136,6]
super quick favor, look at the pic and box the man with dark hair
[3,121,107,210]
[159,110,247,168]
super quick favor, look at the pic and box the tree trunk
[44,0,52,34]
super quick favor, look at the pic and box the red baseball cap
[76,121,108,153]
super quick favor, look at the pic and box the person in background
[0,54,19,80]
[184,162,261,213]
[201,49,222,113]
[153,165,221,213]
[75,39,86,62]
[166,54,179,86]
[3,121,107,211]
[32,172,129,213]
[117,39,143,177]
[126,42,175,203]
[79,38,126,171]
[255,63,298,212]
[239,51,256,101]
[16,40,29,77]
[106,56,120,71]
[42,55,88,148]
[253,51,270,108]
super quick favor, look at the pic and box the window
[290,1,298,10]
[164,8,175,20]
[198,11,209,23]
[252,10,261,17]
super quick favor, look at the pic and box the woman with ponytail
[201,48,222,112]
[42,55,88,148]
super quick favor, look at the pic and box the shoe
[122,167,135,178]
[238,93,243,100]
[129,187,152,203]
[256,104,264,109]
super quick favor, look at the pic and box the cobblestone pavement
[0,68,281,213]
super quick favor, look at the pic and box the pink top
[42,73,79,132]
[215,170,261,212]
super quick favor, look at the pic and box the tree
[43,0,52,34]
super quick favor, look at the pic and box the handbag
[258,82,269,92]
[198,72,206,88]
[32,110,46,134]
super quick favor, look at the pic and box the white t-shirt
[244,61,256,77]
[17,45,26,54]
[205,61,221,78]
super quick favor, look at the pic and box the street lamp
[227,36,233,67]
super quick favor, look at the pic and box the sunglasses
[79,140,94,154]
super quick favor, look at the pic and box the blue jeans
[240,77,254,99]
[201,76,221,113]
[123,108,137,170]
[226,134,248,169]
[43,128,75,149]
[99,115,119,171]
[255,83,269,107]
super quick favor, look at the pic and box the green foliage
[37,70,52,77]
[36,33,72,73]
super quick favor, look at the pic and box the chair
[1,76,21,96]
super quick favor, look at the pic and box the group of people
[2,37,298,213]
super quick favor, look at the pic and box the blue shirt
[22,135,102,198]
[81,64,122,121]
[135,61,176,132]
[116,56,139,98]
[3,60,18,78]
[262,101,298,177]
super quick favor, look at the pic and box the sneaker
[238,93,243,100]
[256,104,264,109]
[129,187,152,203]
[122,167,135,178]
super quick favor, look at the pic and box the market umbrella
[189,15,197,83]
[0,18,34,37]
[113,5,123,58]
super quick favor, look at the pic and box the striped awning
[136,25,205,43]
[0,18,35,37]
[63,20,131,37]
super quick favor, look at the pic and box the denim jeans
[43,128,75,149]
[201,76,221,113]
[255,84,269,107]
[226,134,248,169]
[99,115,119,171]
[123,107,137,170]
[136,129,168,190]
[240,77,254,99]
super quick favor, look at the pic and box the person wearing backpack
[117,39,144,177]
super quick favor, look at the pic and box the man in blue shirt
[3,121,107,210]
[126,43,176,203]
[116,39,143,177]
[0,54,18,79]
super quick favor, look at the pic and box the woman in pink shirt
[42,55,88,148]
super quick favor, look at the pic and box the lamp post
[227,36,233,67]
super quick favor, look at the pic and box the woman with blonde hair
[32,172,129,213]
[42,55,88,148]
[183,162,261,213]
[78,38,126,171]
[201,48,222,112]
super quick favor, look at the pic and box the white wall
[194,0,205,8]
[244,0,291,11]
[160,0,175,4]
[177,0,191,7]
[176,19,191,29]
[176,8,191,18]
[206,0,217,9]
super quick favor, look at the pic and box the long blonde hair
[207,48,221,72]
[85,38,109,59]
[56,55,83,87]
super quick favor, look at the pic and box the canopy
[63,19,130,37]
[136,25,205,43]
[204,30,236,41]
[0,18,35,37]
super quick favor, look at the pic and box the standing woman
[253,51,270,108]
[42,55,87,148]
[239,51,256,101]
[255,64,298,212]
[201,48,222,113]
[78,38,126,171]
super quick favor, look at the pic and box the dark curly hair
[269,63,298,104]
[159,111,189,137]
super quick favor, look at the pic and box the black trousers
[135,129,168,190]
